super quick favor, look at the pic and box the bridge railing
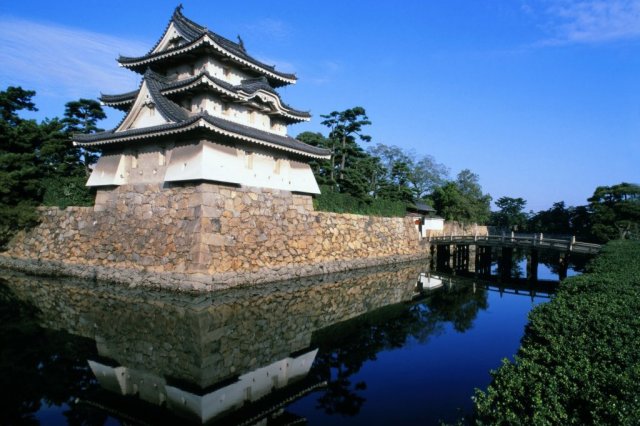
[428,232,601,254]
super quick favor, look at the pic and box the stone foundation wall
[2,183,429,289]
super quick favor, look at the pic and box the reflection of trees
[0,281,101,425]
[309,281,488,417]
[426,281,489,332]
[538,251,591,276]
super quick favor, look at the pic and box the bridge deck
[428,234,601,255]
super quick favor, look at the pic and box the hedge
[313,186,407,217]
[474,240,640,425]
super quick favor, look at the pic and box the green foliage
[369,143,449,202]
[320,106,372,186]
[62,98,106,175]
[297,131,334,187]
[313,185,407,217]
[432,170,492,224]
[589,183,640,242]
[491,196,528,231]
[0,86,105,247]
[528,201,575,235]
[0,87,43,248]
[528,184,640,243]
[41,175,94,208]
[474,240,640,424]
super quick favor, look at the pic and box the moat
[0,256,582,425]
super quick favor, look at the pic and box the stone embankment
[0,183,486,290]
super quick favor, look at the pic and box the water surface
[0,262,556,425]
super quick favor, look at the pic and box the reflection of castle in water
[88,350,318,423]
[2,263,423,423]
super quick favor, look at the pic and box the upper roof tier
[118,5,296,88]
[100,71,311,123]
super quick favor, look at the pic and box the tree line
[489,182,640,243]
[1,88,637,247]
[297,106,492,222]
[301,106,638,243]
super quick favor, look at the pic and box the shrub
[41,175,93,209]
[313,186,407,217]
[474,240,640,424]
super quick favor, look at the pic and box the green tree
[528,201,573,235]
[432,182,466,221]
[0,87,43,247]
[321,107,372,185]
[491,196,528,231]
[432,170,491,224]
[39,99,105,208]
[409,154,449,199]
[456,169,492,224]
[61,98,106,176]
[297,131,334,187]
[368,143,448,203]
[588,182,640,242]
[377,160,414,203]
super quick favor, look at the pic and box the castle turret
[74,5,329,194]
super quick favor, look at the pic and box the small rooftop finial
[237,35,245,51]
[174,4,183,14]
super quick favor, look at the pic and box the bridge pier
[526,249,539,282]
[454,244,470,273]
[436,244,451,272]
[475,245,492,277]
[558,253,570,281]
[498,247,513,282]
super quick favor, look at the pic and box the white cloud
[244,18,291,41]
[0,16,149,98]
[540,0,640,44]
[254,55,297,74]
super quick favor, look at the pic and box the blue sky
[1,1,638,211]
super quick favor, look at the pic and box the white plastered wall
[86,154,127,186]
[164,140,321,194]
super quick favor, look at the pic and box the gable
[151,22,188,54]
[116,81,171,132]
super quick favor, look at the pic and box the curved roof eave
[118,35,297,86]
[73,115,331,160]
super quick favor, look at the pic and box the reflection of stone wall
[2,183,428,289]
[1,263,422,388]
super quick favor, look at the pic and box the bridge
[428,233,601,255]
[427,233,601,281]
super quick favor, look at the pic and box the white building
[74,6,330,195]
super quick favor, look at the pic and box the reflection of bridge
[418,272,557,301]
[429,233,600,281]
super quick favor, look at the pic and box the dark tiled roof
[101,69,189,133]
[143,69,190,122]
[118,6,296,86]
[412,202,436,213]
[201,114,325,155]
[100,71,310,120]
[73,112,330,158]
[100,89,139,105]
[239,76,277,95]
